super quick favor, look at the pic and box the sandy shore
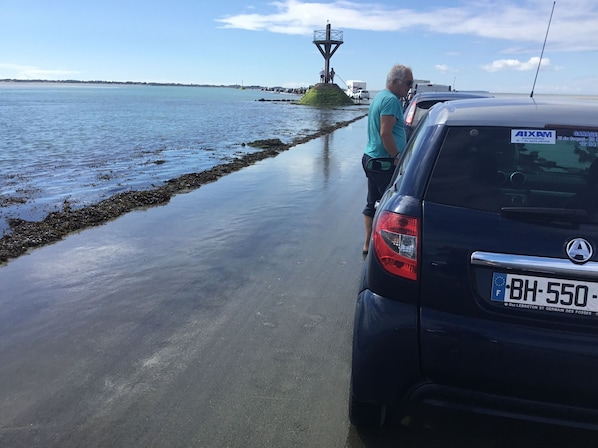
[0,114,367,263]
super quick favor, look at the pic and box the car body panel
[419,202,598,408]
[351,289,420,404]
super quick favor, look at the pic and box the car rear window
[425,126,598,222]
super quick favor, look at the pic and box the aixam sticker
[511,129,556,144]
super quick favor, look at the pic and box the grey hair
[386,64,412,87]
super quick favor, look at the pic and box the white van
[408,82,451,101]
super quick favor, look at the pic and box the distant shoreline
[0,79,309,93]
[4,80,598,98]
[0,78,262,88]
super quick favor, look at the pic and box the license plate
[491,272,598,316]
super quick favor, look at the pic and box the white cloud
[481,57,550,73]
[215,0,598,52]
[0,63,79,79]
[435,64,451,74]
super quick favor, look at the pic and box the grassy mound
[298,83,355,106]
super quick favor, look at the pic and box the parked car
[353,89,370,100]
[403,91,492,140]
[350,97,598,430]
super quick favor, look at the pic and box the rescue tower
[313,23,343,83]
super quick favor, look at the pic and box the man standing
[362,64,413,254]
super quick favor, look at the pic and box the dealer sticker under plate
[492,272,598,316]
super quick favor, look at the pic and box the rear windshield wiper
[500,207,587,223]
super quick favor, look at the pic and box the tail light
[404,102,416,126]
[373,211,419,280]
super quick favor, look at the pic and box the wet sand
[0,114,366,263]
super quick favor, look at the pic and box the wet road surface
[0,119,596,447]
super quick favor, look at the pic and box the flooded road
[0,119,595,447]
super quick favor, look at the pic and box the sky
[1,0,597,95]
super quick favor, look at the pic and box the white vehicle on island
[354,89,370,100]
[345,80,369,100]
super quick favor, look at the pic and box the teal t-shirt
[364,89,406,158]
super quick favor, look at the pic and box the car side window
[390,113,430,189]
[425,126,598,220]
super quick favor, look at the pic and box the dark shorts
[362,154,394,217]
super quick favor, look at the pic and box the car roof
[427,97,598,128]
[410,91,492,102]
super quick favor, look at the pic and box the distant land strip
[0,78,307,92]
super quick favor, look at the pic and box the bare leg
[363,215,373,253]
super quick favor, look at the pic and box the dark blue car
[350,97,598,430]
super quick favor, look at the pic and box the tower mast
[313,23,343,83]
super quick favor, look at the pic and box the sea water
[0,83,367,234]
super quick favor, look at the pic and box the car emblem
[566,238,593,263]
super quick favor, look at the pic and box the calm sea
[0,83,367,234]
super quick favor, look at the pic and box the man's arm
[379,115,399,158]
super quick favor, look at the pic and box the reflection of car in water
[350,97,598,430]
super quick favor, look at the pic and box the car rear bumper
[351,289,420,406]
[408,383,598,430]
[351,290,598,430]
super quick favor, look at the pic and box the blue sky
[1,0,597,94]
